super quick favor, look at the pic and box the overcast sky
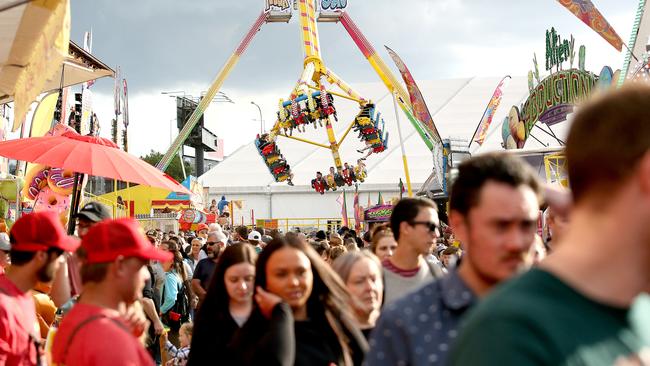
[68,0,639,158]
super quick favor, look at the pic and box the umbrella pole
[67,173,83,235]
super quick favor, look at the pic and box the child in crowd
[163,322,193,366]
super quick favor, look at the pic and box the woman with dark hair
[160,240,190,344]
[332,251,383,338]
[187,243,257,365]
[229,236,368,366]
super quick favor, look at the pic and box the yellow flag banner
[12,0,70,131]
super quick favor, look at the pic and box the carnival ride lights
[155,1,443,196]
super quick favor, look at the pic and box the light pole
[251,101,264,134]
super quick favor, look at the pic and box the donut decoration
[22,165,50,201]
[47,168,76,196]
[33,187,70,215]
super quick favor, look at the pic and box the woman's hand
[255,286,283,319]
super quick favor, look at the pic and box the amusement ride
[155,0,446,197]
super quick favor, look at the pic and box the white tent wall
[201,76,564,221]
[206,187,411,227]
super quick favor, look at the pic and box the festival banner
[337,191,349,227]
[385,46,442,143]
[122,79,129,128]
[11,0,70,131]
[556,0,623,51]
[114,67,121,119]
[353,188,361,231]
[83,30,94,89]
[470,76,511,146]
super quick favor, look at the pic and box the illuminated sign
[520,69,596,133]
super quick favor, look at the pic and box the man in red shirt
[52,218,172,366]
[0,211,80,366]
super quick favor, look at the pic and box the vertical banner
[556,0,624,51]
[353,187,361,231]
[83,30,94,89]
[385,46,442,144]
[470,76,511,146]
[122,79,129,151]
[114,67,122,120]
[337,191,349,227]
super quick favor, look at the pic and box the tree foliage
[140,150,194,183]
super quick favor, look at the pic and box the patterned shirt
[165,340,190,366]
[365,270,476,366]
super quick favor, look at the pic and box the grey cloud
[72,0,636,96]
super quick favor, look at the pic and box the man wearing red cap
[0,211,79,366]
[51,218,172,366]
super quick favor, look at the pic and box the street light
[251,101,264,134]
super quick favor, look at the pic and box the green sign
[521,69,596,133]
[546,27,574,71]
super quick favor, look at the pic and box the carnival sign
[265,0,292,22]
[539,104,574,126]
[364,204,393,223]
[521,69,595,134]
[265,0,290,11]
[546,27,575,71]
[320,0,348,11]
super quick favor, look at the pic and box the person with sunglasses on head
[366,153,542,366]
[379,198,444,306]
[191,230,227,303]
[0,212,80,366]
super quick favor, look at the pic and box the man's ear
[399,220,411,240]
[636,152,650,197]
[34,251,49,266]
[449,210,468,247]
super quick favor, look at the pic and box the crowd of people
[1,85,649,365]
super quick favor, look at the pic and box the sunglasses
[206,241,219,246]
[410,221,440,233]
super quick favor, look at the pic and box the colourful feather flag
[378,192,384,205]
[385,46,442,144]
[337,191,349,227]
[470,76,511,147]
[556,0,624,51]
[353,187,362,231]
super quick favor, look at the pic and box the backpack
[162,276,191,330]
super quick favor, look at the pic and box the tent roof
[200,76,566,192]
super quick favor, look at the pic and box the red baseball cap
[82,218,173,264]
[10,211,79,252]
[197,223,209,232]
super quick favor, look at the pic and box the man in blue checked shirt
[365,153,543,366]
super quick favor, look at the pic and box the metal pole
[392,93,413,197]
[251,101,263,134]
